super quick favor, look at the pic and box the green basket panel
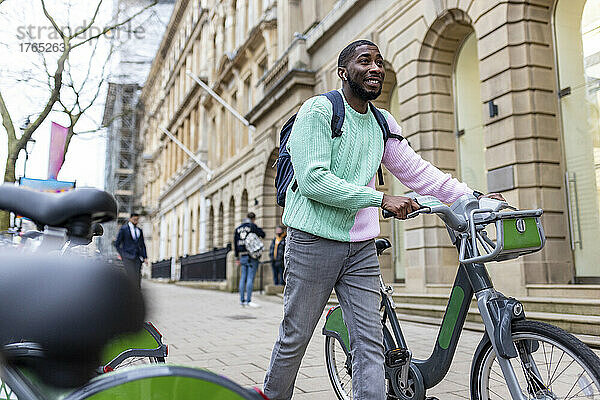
[502,217,542,251]
[85,376,247,400]
[101,328,159,364]
[323,307,350,350]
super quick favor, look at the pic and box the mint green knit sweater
[282,93,385,241]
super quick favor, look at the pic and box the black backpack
[275,90,403,207]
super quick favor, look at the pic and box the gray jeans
[263,228,384,400]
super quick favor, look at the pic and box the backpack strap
[322,90,345,138]
[368,102,404,142]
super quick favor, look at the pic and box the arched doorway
[207,206,214,249]
[263,149,283,238]
[241,189,249,219]
[405,9,475,286]
[372,62,400,282]
[555,0,600,281]
[228,196,236,247]
[217,202,224,247]
[454,32,486,191]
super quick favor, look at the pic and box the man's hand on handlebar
[381,194,420,219]
[479,192,505,202]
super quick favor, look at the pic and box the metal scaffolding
[100,83,141,256]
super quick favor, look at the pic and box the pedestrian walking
[114,213,147,288]
[234,212,266,307]
[263,40,503,400]
[268,225,286,286]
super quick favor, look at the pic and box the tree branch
[0,91,16,144]
[61,113,81,160]
[77,36,101,94]
[40,0,65,39]
[71,0,157,49]
[71,0,104,38]
[20,38,71,150]
[80,43,114,114]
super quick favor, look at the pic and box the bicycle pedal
[384,348,409,368]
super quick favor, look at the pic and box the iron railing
[151,258,172,279]
[179,244,231,281]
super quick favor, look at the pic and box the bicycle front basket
[495,212,545,262]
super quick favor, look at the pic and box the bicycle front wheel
[470,320,600,400]
[325,335,353,400]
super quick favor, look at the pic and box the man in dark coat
[268,225,286,285]
[114,213,147,287]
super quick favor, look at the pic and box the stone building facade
[139,0,600,295]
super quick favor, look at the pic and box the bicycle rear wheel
[325,335,353,400]
[470,320,600,400]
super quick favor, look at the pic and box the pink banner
[48,122,69,179]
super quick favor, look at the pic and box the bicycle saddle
[0,252,145,388]
[375,238,391,255]
[0,185,117,228]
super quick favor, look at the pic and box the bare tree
[0,0,157,229]
[53,36,115,161]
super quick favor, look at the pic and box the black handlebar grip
[382,209,395,219]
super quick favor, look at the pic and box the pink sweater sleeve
[382,113,472,204]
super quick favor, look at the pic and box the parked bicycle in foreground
[0,186,168,374]
[0,185,268,399]
[323,193,600,400]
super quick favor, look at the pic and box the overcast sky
[0,0,161,189]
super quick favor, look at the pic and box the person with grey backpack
[233,212,266,307]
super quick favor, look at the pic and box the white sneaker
[240,302,247,307]
[247,301,260,308]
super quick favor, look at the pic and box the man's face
[130,216,139,225]
[275,227,283,236]
[344,44,385,101]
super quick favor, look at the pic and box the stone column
[476,2,571,293]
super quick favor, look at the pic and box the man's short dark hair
[131,213,139,218]
[338,39,378,67]
[247,212,256,220]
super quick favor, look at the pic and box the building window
[555,0,600,279]
[244,76,252,112]
[453,32,487,192]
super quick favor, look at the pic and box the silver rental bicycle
[323,193,600,400]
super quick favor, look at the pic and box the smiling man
[263,40,481,400]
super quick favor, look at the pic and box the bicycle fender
[486,296,525,359]
[101,322,165,367]
[322,306,350,354]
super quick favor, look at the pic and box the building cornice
[216,18,277,83]
[247,68,315,124]
[304,0,369,54]
[142,0,190,99]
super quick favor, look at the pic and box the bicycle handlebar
[382,201,467,232]
[382,194,545,264]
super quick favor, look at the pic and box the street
[144,281,484,399]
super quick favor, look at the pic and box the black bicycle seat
[0,252,145,388]
[375,238,392,255]
[0,185,117,227]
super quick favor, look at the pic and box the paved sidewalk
[144,280,485,399]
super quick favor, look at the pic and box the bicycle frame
[324,227,531,400]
